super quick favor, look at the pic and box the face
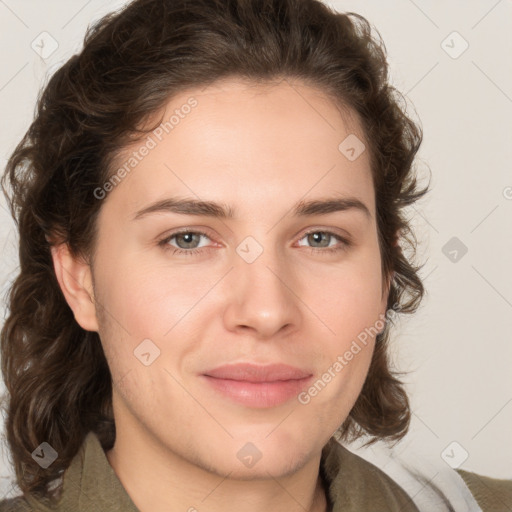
[72,78,390,478]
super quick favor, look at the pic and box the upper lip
[203,363,312,382]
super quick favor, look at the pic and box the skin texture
[51,77,392,512]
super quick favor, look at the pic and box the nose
[222,245,302,340]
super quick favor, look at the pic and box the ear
[50,243,99,332]
[380,270,393,315]
[379,229,400,317]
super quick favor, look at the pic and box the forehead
[102,78,374,220]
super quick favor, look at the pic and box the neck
[106,428,328,512]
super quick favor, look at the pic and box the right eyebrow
[132,197,235,221]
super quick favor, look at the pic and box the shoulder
[0,487,61,512]
[456,468,512,511]
[321,438,419,511]
[0,496,34,511]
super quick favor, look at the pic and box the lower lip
[201,375,313,408]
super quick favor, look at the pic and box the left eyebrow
[293,196,371,220]
[132,195,372,221]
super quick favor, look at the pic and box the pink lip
[201,363,313,408]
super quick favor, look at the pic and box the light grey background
[1,0,511,501]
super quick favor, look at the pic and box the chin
[215,456,307,481]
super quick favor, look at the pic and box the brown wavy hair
[1,0,429,504]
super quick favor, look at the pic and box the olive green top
[1,432,511,511]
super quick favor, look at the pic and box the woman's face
[87,77,390,477]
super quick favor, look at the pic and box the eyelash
[157,228,351,257]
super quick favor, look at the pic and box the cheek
[96,251,213,336]
[298,335,375,424]
[298,255,385,336]
[298,261,383,404]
